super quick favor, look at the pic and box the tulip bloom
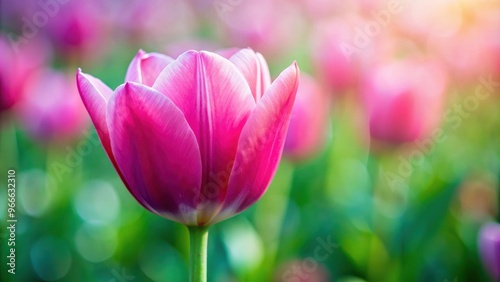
[478,222,500,281]
[0,36,49,115]
[284,74,330,161]
[110,0,196,45]
[16,69,88,141]
[77,49,299,226]
[44,0,108,61]
[311,18,369,94]
[362,59,447,143]
[216,0,303,57]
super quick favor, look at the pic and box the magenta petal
[153,50,255,224]
[124,50,146,83]
[77,70,138,207]
[124,50,174,86]
[215,62,299,222]
[229,49,271,101]
[76,69,113,154]
[140,52,174,86]
[107,82,202,225]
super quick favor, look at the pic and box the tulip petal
[215,62,299,223]
[77,70,144,211]
[229,49,271,101]
[125,50,174,86]
[124,50,145,83]
[76,69,113,153]
[153,50,255,224]
[107,82,202,225]
[140,52,175,86]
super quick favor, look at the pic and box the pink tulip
[44,0,108,60]
[311,18,371,94]
[362,59,447,143]
[276,259,331,282]
[0,35,49,115]
[16,68,88,141]
[478,222,500,281]
[293,0,380,19]
[284,74,330,161]
[107,0,196,45]
[216,0,303,57]
[77,49,299,226]
[432,24,500,84]
[395,0,463,42]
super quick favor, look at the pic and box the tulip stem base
[188,225,209,282]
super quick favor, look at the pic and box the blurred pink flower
[106,0,196,45]
[293,0,380,19]
[77,48,299,226]
[16,68,88,141]
[0,35,49,115]
[432,24,500,84]
[311,18,371,94]
[217,0,304,57]
[44,1,108,60]
[395,0,463,42]
[478,222,500,281]
[284,74,330,161]
[275,259,331,282]
[362,59,447,143]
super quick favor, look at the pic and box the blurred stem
[188,226,209,282]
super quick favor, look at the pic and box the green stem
[188,226,209,282]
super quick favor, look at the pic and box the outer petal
[152,50,255,225]
[213,62,299,223]
[76,69,113,154]
[107,82,202,225]
[77,70,144,215]
[229,49,271,102]
[76,69,145,212]
[124,50,174,86]
[124,50,145,83]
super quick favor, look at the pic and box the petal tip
[124,81,134,92]
[76,69,86,90]
[123,81,144,94]
[76,68,86,80]
[76,68,83,82]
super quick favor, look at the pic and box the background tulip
[0,36,49,116]
[16,68,88,141]
[479,222,500,281]
[215,0,304,58]
[310,17,370,95]
[362,59,448,143]
[106,0,196,46]
[43,0,108,61]
[284,74,330,161]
